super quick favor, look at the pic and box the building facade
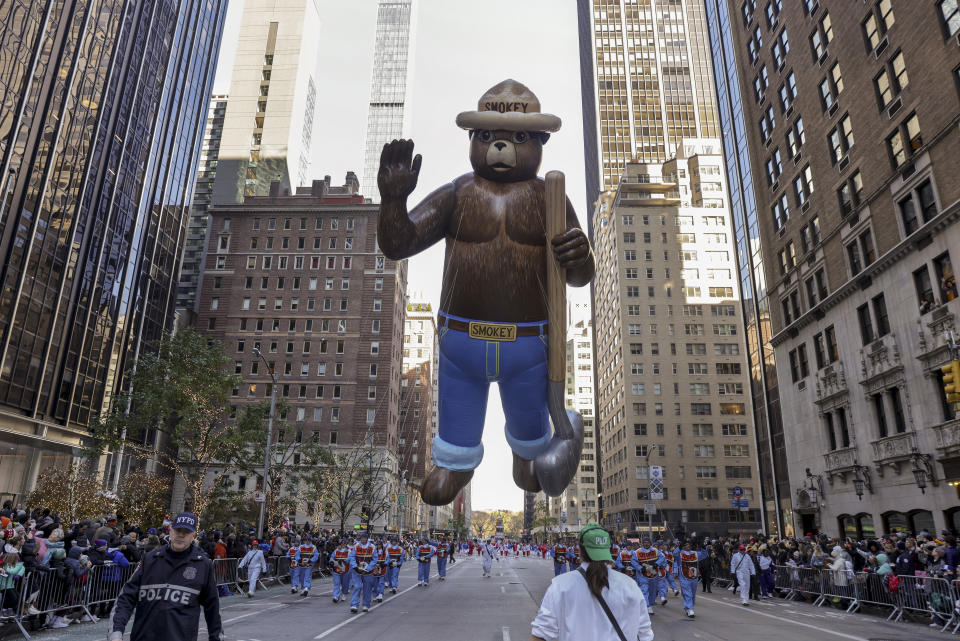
[556,305,599,531]
[711,0,960,538]
[592,140,762,538]
[578,0,722,208]
[0,0,227,497]
[211,0,321,206]
[703,0,792,536]
[359,0,417,204]
[193,176,408,529]
[177,94,229,314]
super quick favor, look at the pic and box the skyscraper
[0,0,227,494]
[703,0,790,537]
[212,0,322,205]
[578,0,721,210]
[177,94,229,314]
[706,0,960,538]
[591,140,762,537]
[360,0,417,204]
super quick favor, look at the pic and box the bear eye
[512,131,528,144]
[478,130,493,142]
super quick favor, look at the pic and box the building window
[887,113,922,168]
[793,165,814,208]
[845,229,875,277]
[772,193,790,230]
[760,105,776,141]
[825,325,839,362]
[786,117,805,158]
[862,0,894,51]
[857,303,875,344]
[837,170,863,217]
[889,387,907,434]
[828,114,854,164]
[914,265,936,314]
[934,252,958,303]
[766,148,782,186]
[778,71,798,113]
[942,0,960,36]
[772,28,790,70]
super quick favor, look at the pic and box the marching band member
[631,537,665,615]
[481,538,497,578]
[287,535,302,594]
[384,536,405,594]
[372,540,387,602]
[614,541,637,584]
[550,539,568,576]
[416,537,435,586]
[435,536,450,581]
[348,531,378,613]
[678,540,700,618]
[566,539,581,573]
[329,538,352,603]
[294,536,319,597]
[658,542,678,601]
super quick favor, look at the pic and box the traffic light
[942,359,960,405]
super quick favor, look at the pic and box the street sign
[254,491,265,503]
[731,499,740,508]
[399,494,405,505]
[616,516,622,524]
[739,499,749,512]
[577,518,581,527]
[643,503,657,515]
[732,486,744,498]
[561,511,567,522]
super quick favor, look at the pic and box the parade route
[6,554,953,641]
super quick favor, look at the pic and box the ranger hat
[578,524,613,563]
[456,79,561,133]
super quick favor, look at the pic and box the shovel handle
[545,171,566,384]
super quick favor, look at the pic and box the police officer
[110,512,222,641]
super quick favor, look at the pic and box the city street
[9,555,950,641]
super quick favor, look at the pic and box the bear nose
[494,141,507,151]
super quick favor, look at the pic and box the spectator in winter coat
[214,539,227,560]
[86,539,109,566]
[875,553,893,575]
[64,546,91,579]
[20,531,38,573]
[894,541,918,576]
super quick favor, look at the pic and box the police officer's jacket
[112,544,222,641]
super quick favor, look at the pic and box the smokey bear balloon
[377,80,595,505]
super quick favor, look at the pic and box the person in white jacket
[531,524,654,641]
[238,541,268,598]
[729,544,756,606]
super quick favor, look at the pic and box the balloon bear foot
[512,452,541,492]
[535,409,585,497]
[421,467,474,505]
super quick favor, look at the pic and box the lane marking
[313,562,466,639]
[501,585,505,593]
[502,626,512,641]
[699,596,869,641]
[221,603,286,625]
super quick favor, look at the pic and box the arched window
[856,513,876,538]
[945,507,960,535]
[838,514,857,538]
[882,511,909,535]
[908,510,935,536]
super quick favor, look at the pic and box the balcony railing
[870,431,917,476]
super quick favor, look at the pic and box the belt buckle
[467,321,517,342]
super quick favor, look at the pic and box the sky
[214,0,591,512]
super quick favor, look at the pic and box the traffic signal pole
[942,331,960,410]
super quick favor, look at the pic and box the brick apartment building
[192,174,407,528]
[708,0,960,536]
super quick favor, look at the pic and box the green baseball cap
[579,523,613,562]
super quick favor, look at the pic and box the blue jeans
[432,313,552,471]
[418,559,431,583]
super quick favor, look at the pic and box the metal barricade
[83,563,138,610]
[274,556,291,584]
[819,568,860,613]
[712,558,733,588]
[893,574,953,625]
[946,579,960,634]
[212,558,241,592]
[17,567,93,634]
[850,572,901,620]
[773,564,801,600]
[791,567,826,605]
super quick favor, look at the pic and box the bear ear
[537,132,551,145]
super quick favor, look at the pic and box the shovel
[534,171,585,497]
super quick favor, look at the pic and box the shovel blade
[535,408,584,496]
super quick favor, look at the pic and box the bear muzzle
[485,141,517,172]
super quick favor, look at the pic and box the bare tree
[324,431,396,534]
[472,511,493,538]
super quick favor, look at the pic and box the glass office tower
[360,0,417,203]
[0,0,227,495]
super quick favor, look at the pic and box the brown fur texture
[377,131,594,323]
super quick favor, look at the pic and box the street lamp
[644,444,659,540]
[851,462,872,501]
[911,447,937,494]
[805,468,824,507]
[252,347,278,540]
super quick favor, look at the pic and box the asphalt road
[5,554,950,641]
